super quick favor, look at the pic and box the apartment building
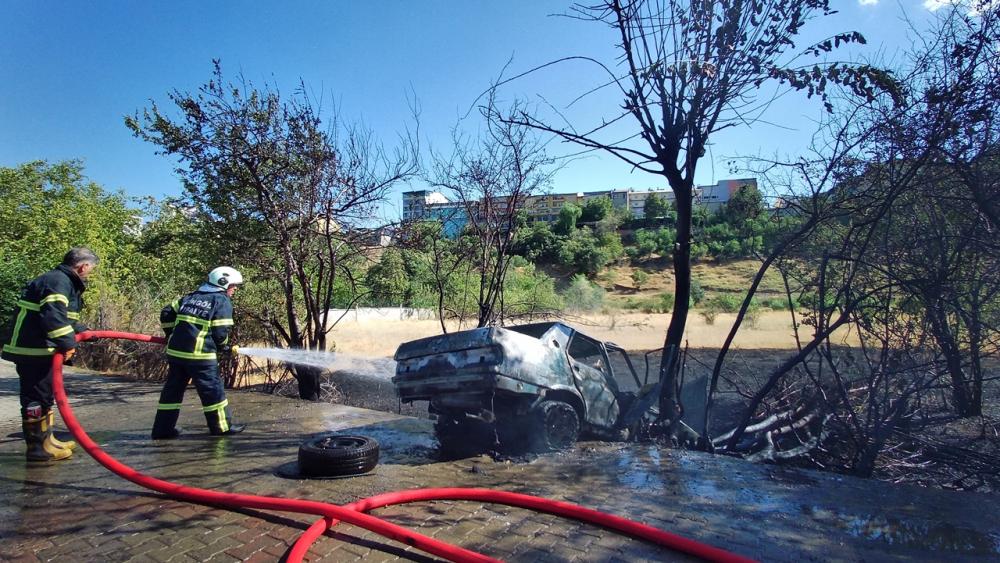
[696,178,758,212]
[626,189,675,218]
[402,190,450,221]
[401,177,757,233]
[523,192,583,222]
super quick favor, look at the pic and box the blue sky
[1,1,944,217]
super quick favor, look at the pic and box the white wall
[327,307,438,323]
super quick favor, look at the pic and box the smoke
[238,347,397,379]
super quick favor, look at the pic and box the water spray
[237,346,397,379]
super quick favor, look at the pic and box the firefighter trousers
[152,361,236,435]
[15,359,55,416]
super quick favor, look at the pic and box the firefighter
[151,266,246,439]
[2,247,99,462]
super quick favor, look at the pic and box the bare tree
[127,61,417,399]
[431,95,555,328]
[707,4,1000,482]
[506,0,890,436]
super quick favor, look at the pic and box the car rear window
[506,323,554,339]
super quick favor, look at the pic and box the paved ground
[2,363,1000,562]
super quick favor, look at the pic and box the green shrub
[690,279,705,305]
[631,270,650,289]
[659,292,674,313]
[762,297,792,310]
[503,261,563,317]
[743,299,762,329]
[707,293,742,313]
[619,291,674,313]
[699,294,762,328]
[562,274,605,312]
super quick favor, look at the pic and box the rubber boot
[23,413,72,462]
[152,409,182,440]
[206,405,245,436]
[46,411,77,451]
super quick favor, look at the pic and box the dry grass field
[323,259,826,357]
[328,310,855,358]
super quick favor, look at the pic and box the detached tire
[530,400,580,452]
[298,435,379,477]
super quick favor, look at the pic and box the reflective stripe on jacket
[2,264,87,360]
[160,286,234,364]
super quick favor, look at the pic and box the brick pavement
[2,364,999,562]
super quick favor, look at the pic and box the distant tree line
[510,182,787,277]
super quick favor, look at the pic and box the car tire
[298,435,380,477]
[529,400,580,452]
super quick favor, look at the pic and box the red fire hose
[51,331,755,563]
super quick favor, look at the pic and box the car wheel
[298,434,380,477]
[530,400,580,452]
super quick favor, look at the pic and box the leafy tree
[692,205,711,229]
[630,227,678,260]
[398,247,437,308]
[365,249,409,306]
[643,193,672,226]
[133,198,214,299]
[513,221,560,262]
[690,242,709,261]
[557,227,620,276]
[0,161,140,329]
[404,221,476,334]
[722,184,766,225]
[653,228,676,257]
[579,196,613,223]
[554,202,581,235]
[630,228,659,259]
[127,61,416,400]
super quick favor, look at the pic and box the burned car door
[565,332,621,428]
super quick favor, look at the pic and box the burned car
[392,322,656,452]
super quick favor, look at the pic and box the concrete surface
[2,362,999,562]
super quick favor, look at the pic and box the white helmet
[208,266,244,289]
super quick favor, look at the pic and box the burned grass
[626,347,1000,493]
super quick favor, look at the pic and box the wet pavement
[2,363,1000,562]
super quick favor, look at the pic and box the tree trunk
[658,186,693,430]
[437,283,449,334]
[294,365,322,401]
[928,305,978,416]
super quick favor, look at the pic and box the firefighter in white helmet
[151,267,246,439]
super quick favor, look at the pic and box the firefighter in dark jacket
[151,267,246,439]
[2,247,98,462]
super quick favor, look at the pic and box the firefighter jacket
[2,265,88,361]
[160,284,234,364]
